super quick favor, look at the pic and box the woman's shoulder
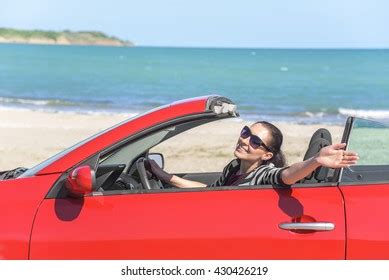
[221,158,240,175]
[226,158,240,169]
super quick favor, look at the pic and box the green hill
[0,28,133,47]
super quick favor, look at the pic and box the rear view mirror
[148,153,164,169]
[66,165,96,197]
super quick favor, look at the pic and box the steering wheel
[136,157,163,190]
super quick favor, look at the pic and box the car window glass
[347,118,389,165]
[340,118,389,183]
[97,119,214,169]
[99,128,173,167]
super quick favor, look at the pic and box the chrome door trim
[279,222,335,231]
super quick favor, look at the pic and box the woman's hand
[147,159,173,183]
[316,143,359,168]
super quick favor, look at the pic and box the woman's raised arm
[281,143,359,185]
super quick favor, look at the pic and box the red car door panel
[340,183,389,259]
[338,117,389,259]
[0,174,61,259]
[30,186,345,259]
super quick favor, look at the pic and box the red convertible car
[0,95,388,259]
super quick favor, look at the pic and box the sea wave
[338,108,389,119]
[301,111,326,118]
[0,105,138,117]
[2,94,388,125]
[0,96,76,106]
[0,96,141,116]
[240,111,344,125]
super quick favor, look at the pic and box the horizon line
[138,45,389,50]
[1,42,388,50]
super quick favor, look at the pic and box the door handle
[279,222,335,231]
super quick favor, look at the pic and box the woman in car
[149,121,359,188]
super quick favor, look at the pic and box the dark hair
[254,121,286,167]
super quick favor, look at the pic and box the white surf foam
[0,97,73,106]
[338,108,389,119]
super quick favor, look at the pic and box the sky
[1,0,389,48]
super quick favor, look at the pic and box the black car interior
[94,154,221,192]
[341,165,389,183]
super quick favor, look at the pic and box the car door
[29,181,345,259]
[338,117,389,259]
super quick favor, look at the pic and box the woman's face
[234,123,274,164]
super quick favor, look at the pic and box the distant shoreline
[0,27,133,47]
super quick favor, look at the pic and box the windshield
[95,119,213,173]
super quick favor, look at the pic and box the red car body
[0,95,388,259]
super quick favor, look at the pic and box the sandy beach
[0,108,344,173]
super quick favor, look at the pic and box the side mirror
[148,153,165,169]
[66,165,96,197]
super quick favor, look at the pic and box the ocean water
[1,44,388,124]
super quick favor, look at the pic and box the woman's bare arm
[168,175,206,188]
[148,160,206,188]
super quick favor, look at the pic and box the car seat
[300,128,332,183]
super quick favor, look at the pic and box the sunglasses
[240,126,272,151]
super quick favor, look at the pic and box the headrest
[305,128,332,161]
[301,128,333,183]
